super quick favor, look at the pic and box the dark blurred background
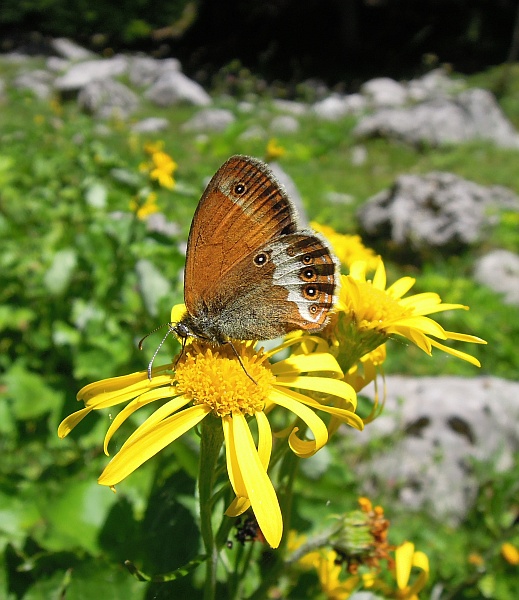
[1,0,518,88]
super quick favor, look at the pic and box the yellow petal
[271,353,343,377]
[396,541,415,589]
[386,276,415,298]
[276,388,364,431]
[428,338,481,367]
[372,259,387,290]
[78,373,172,407]
[256,410,273,468]
[223,415,248,498]
[57,406,94,438]
[230,413,283,548]
[98,405,210,486]
[225,495,251,517]
[443,331,487,344]
[103,389,187,455]
[269,389,328,456]
[274,376,357,407]
[171,303,187,323]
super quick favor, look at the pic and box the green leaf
[41,479,119,555]
[2,362,63,420]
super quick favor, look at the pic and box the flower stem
[199,416,224,600]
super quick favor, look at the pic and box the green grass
[1,57,518,599]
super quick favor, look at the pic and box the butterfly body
[174,155,339,345]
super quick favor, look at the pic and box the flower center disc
[174,342,273,417]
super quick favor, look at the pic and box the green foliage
[0,0,192,44]
[0,57,518,598]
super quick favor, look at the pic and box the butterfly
[142,155,340,376]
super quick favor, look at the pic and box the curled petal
[58,406,94,438]
[98,405,210,486]
[277,388,364,431]
[269,389,328,457]
[396,542,415,589]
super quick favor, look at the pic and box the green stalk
[199,416,224,600]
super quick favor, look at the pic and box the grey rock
[313,93,366,120]
[55,56,128,91]
[407,68,465,102]
[354,88,519,149]
[350,145,368,166]
[46,56,70,73]
[474,250,519,305]
[78,78,139,119]
[129,55,181,87]
[238,125,267,141]
[51,38,96,61]
[181,108,235,132]
[269,162,308,226]
[145,70,211,107]
[361,77,408,107]
[272,99,308,115]
[358,172,519,250]
[146,213,180,238]
[354,376,519,523]
[131,117,169,133]
[270,114,300,134]
[14,69,54,99]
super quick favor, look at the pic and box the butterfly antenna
[145,327,175,381]
[226,341,257,385]
[138,322,171,351]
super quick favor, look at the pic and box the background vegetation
[1,12,519,599]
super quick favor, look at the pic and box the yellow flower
[501,542,519,565]
[58,313,362,549]
[394,542,429,599]
[149,151,177,190]
[265,138,286,161]
[326,259,486,372]
[311,222,379,271]
[143,140,165,154]
[129,191,159,220]
[312,550,362,600]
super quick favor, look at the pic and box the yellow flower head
[325,259,486,373]
[129,191,159,220]
[501,542,519,565]
[58,309,363,549]
[149,151,177,190]
[311,222,379,271]
[265,138,286,161]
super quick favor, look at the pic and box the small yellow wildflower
[501,542,519,565]
[129,191,159,220]
[325,259,486,373]
[149,151,177,190]
[265,138,286,161]
[58,309,362,549]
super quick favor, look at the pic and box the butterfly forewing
[184,155,299,312]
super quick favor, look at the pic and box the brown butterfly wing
[184,155,299,313]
